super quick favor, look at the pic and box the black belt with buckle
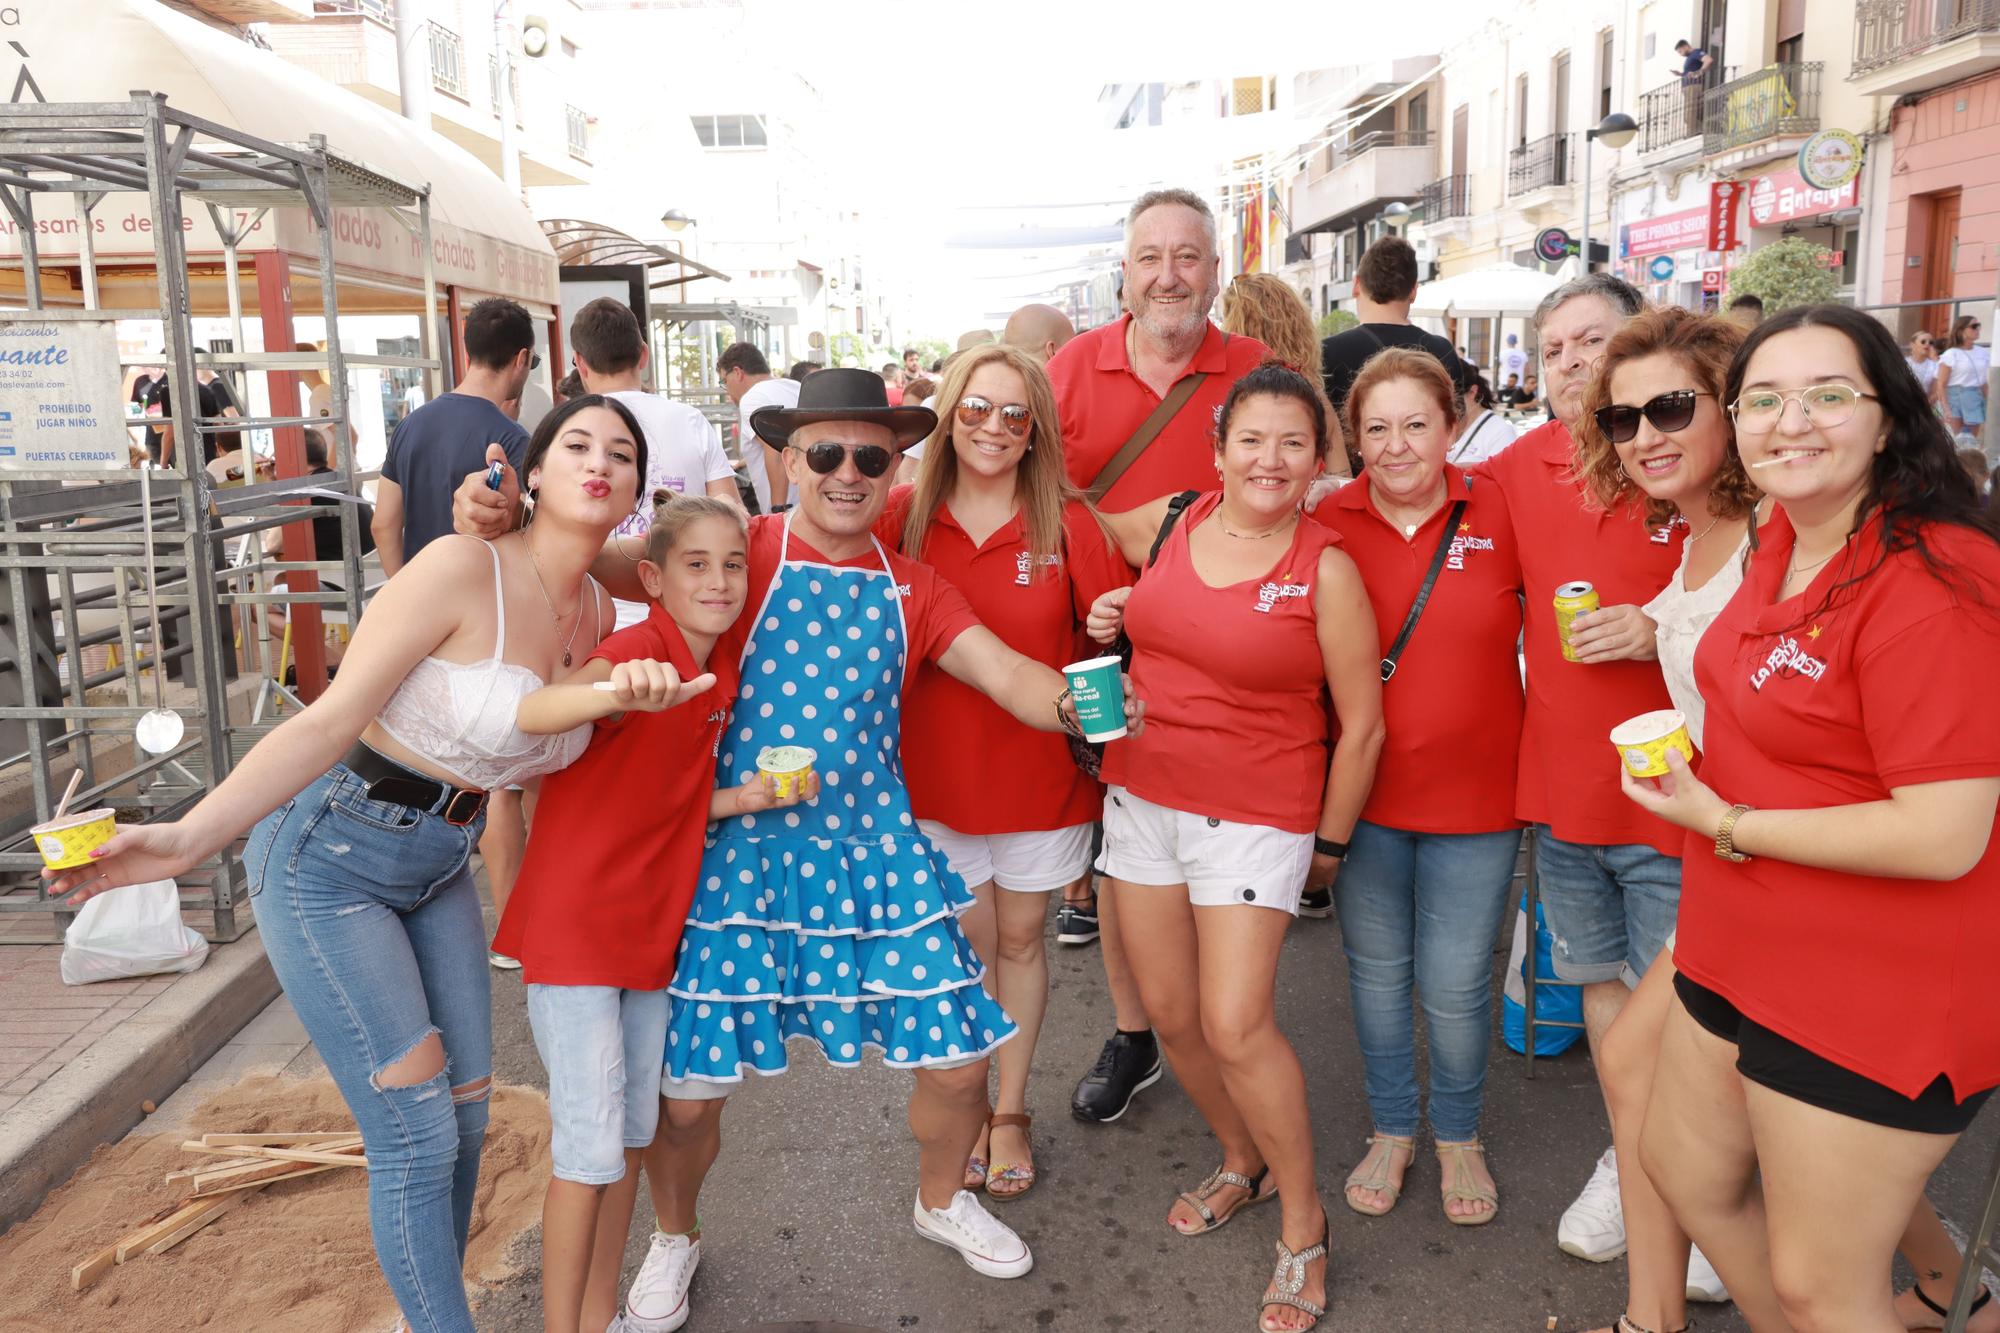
[340,742,488,827]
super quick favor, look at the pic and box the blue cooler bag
[1502,891,1584,1056]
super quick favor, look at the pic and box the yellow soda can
[1554,581,1599,663]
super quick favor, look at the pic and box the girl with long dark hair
[1622,305,2000,1330]
[48,396,650,1333]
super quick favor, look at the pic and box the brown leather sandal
[985,1112,1036,1201]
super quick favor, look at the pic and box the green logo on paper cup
[1064,655,1128,743]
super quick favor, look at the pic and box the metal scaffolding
[0,92,438,941]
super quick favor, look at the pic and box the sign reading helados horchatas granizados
[0,319,130,469]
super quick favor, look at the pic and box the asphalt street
[461,896,2000,1333]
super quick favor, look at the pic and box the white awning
[0,0,556,309]
[1411,263,1562,320]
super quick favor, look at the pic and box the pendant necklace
[527,542,582,667]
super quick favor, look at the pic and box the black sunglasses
[792,440,894,478]
[1593,389,1712,444]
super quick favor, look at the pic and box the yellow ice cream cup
[756,745,817,800]
[1610,710,1695,779]
[31,807,118,870]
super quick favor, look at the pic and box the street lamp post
[1580,112,1637,278]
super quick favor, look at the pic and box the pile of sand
[0,1073,549,1332]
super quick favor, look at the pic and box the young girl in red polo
[494,495,809,1333]
[877,343,1129,1201]
[1624,304,2000,1332]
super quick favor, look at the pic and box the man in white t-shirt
[570,297,741,626]
[1501,332,1528,383]
[719,340,801,513]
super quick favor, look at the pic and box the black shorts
[1673,972,1993,1135]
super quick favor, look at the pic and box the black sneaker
[1054,895,1100,945]
[1297,886,1334,919]
[1071,1030,1163,1123]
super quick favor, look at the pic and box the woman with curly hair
[1222,275,1350,477]
[1569,305,1756,1333]
[1624,304,2000,1332]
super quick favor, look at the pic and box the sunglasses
[792,440,895,478]
[1592,389,1712,444]
[955,395,1033,438]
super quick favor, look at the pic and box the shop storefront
[1741,162,1863,297]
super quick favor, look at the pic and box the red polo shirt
[1676,510,2000,1099]
[877,488,1131,833]
[1311,467,1523,834]
[494,609,739,990]
[1050,315,1268,510]
[1472,420,1685,854]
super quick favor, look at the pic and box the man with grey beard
[1045,188,1267,1126]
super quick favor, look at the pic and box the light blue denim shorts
[526,984,670,1185]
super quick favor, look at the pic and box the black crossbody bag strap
[1380,499,1468,683]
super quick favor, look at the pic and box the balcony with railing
[1851,0,2000,95]
[1702,62,1821,157]
[1291,129,1435,233]
[1507,133,1572,195]
[428,21,465,99]
[1636,68,1725,154]
[565,105,590,162]
[1418,174,1470,222]
[314,0,393,15]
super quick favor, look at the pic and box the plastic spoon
[134,467,185,755]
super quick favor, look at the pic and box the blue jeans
[1530,825,1682,989]
[245,765,491,1333]
[1334,821,1521,1140]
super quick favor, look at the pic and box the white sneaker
[1557,1147,1627,1262]
[615,1230,698,1332]
[1686,1243,1730,1303]
[913,1190,1034,1279]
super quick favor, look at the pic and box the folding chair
[1945,1139,2000,1332]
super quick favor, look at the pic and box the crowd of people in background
[65,182,2000,1333]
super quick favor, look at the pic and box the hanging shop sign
[1534,227,1577,263]
[1797,129,1864,192]
[1701,270,1725,292]
[1707,180,1745,252]
[0,319,129,469]
[1648,255,1678,282]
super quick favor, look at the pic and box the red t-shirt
[1473,420,1686,854]
[719,514,983,675]
[1104,493,1345,834]
[1050,316,1268,511]
[493,609,739,990]
[877,488,1131,833]
[1674,510,2000,1099]
[1311,467,1524,833]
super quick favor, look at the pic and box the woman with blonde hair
[876,342,1131,1200]
[1223,274,1350,478]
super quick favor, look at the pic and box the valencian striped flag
[1240,190,1263,273]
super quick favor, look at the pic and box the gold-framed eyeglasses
[1727,383,1879,434]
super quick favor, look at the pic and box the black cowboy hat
[749,366,937,451]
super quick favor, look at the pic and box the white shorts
[1097,785,1313,915]
[917,820,1094,894]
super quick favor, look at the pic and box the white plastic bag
[60,878,209,985]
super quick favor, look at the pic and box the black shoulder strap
[1380,499,1468,683]
[1145,490,1200,568]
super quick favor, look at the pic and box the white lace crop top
[374,541,597,791]
[1642,530,1749,750]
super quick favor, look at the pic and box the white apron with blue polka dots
[664,514,1016,1084]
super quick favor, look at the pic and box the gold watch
[1714,803,1753,863]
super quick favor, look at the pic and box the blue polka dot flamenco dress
[664,519,1016,1087]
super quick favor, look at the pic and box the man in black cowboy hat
[450,367,1143,1323]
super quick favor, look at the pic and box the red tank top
[1101,492,1343,834]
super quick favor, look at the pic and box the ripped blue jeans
[245,764,491,1333]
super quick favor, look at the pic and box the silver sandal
[1257,1221,1330,1330]
[1172,1163,1274,1236]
